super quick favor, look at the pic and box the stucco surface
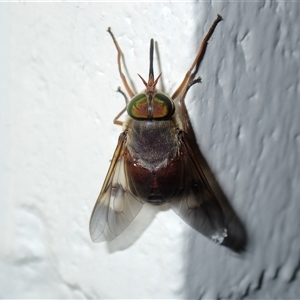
[1,2,300,299]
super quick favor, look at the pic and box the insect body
[90,15,227,244]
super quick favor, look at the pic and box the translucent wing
[170,131,227,244]
[89,132,144,242]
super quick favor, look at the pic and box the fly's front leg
[171,14,222,100]
[113,108,126,126]
[187,76,202,92]
[179,76,202,130]
[107,28,135,98]
[113,86,129,126]
[171,14,222,133]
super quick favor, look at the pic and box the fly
[89,14,227,244]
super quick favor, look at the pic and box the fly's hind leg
[171,14,222,100]
[113,87,129,126]
[107,28,135,98]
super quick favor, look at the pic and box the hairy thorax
[126,119,179,171]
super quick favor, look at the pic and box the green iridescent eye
[127,94,148,119]
[152,93,174,119]
[127,93,175,120]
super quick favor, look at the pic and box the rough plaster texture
[1,2,300,299]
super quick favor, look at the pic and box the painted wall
[1,2,300,298]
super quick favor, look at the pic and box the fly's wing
[170,132,227,244]
[89,132,144,242]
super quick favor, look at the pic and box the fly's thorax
[126,119,180,171]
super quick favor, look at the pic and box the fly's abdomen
[125,150,182,204]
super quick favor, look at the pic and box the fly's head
[126,39,175,121]
[127,90,175,121]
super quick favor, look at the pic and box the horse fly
[89,14,227,244]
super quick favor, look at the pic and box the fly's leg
[171,14,222,100]
[116,86,129,105]
[171,15,222,133]
[107,27,135,98]
[113,108,126,126]
[113,87,128,126]
[187,76,202,92]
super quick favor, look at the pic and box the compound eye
[127,94,148,119]
[152,93,174,119]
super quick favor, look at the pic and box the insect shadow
[182,106,247,253]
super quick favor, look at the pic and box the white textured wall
[1,2,300,299]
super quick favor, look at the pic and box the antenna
[149,39,154,79]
